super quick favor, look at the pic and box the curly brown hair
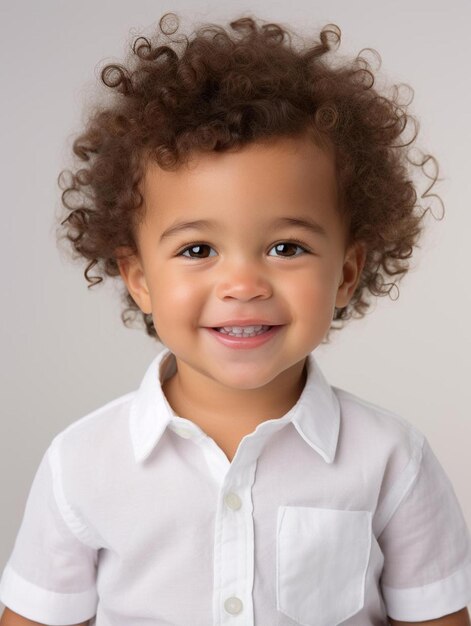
[56,11,443,344]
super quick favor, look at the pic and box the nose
[214,260,272,301]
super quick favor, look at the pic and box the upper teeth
[218,325,270,335]
[222,325,265,332]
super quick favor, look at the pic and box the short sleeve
[378,435,471,621]
[0,439,98,625]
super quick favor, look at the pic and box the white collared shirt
[1,347,470,625]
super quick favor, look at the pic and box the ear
[114,246,153,314]
[335,240,367,309]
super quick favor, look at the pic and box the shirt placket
[215,456,258,626]
[199,436,260,626]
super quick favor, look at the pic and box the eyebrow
[159,216,328,242]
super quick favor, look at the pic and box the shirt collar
[129,347,340,465]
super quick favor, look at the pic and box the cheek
[156,271,203,311]
[284,266,335,301]
[150,271,203,338]
[284,268,338,320]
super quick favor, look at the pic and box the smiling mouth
[215,325,273,336]
[204,324,284,348]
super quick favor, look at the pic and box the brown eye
[178,244,215,258]
[269,242,309,257]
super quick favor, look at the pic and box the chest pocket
[276,506,372,626]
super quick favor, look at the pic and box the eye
[178,243,216,259]
[268,241,310,258]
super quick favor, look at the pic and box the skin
[116,134,366,450]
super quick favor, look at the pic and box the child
[1,11,470,626]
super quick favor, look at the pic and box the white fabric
[1,346,470,625]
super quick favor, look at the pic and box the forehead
[140,134,339,228]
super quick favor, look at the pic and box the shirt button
[224,492,242,510]
[224,596,243,615]
[173,426,193,438]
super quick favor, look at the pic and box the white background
[1,0,470,615]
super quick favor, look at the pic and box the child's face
[117,134,365,392]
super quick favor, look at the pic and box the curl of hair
[56,12,444,344]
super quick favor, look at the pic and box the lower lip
[205,326,284,349]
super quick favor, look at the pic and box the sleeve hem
[0,562,98,625]
[382,559,471,621]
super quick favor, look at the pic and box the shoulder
[332,386,426,486]
[333,385,425,450]
[52,391,135,445]
[48,390,137,482]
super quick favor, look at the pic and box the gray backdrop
[1,0,470,614]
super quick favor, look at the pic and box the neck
[162,356,308,427]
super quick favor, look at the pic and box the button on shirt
[1,347,471,625]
